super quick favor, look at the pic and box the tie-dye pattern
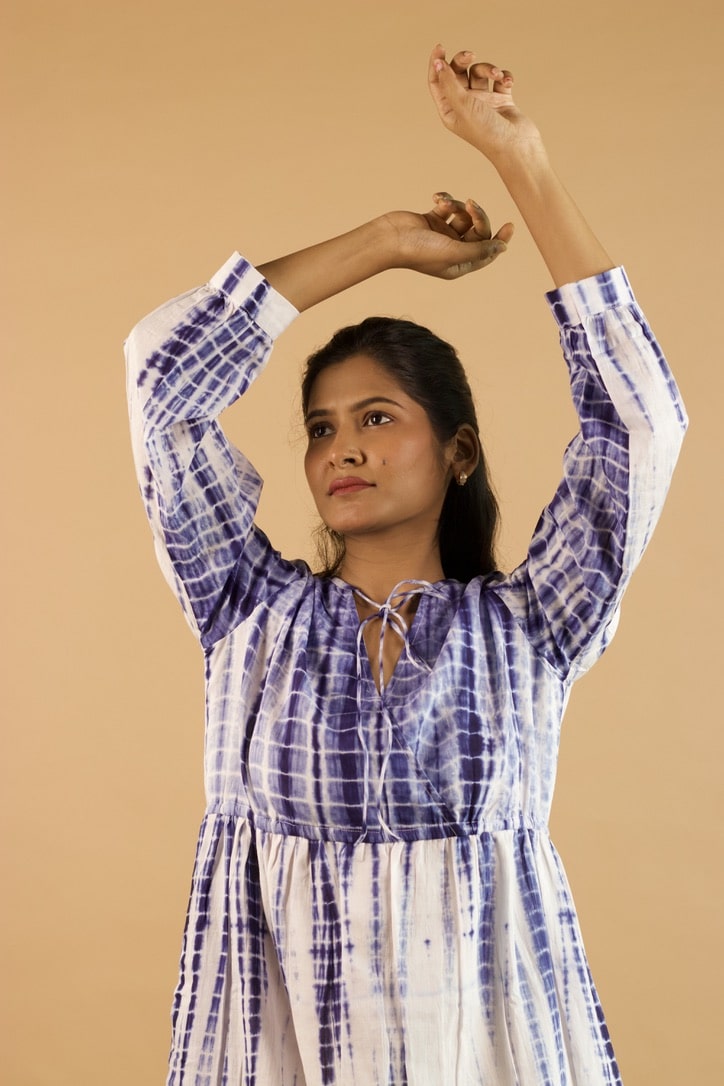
[125,254,686,1085]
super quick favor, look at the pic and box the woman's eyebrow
[305,396,404,422]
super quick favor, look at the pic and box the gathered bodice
[203,572,566,845]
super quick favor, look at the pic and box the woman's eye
[308,422,332,440]
[365,411,392,427]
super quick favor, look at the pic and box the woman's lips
[328,477,374,496]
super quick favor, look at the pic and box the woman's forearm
[258,217,393,312]
[493,145,614,287]
[257,199,511,310]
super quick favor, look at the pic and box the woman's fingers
[461,215,513,247]
[432,192,473,235]
[428,43,447,83]
[448,50,513,89]
[428,46,470,132]
[466,199,492,240]
[429,47,515,126]
[425,193,514,275]
[449,50,475,81]
[493,221,515,245]
[494,69,514,92]
[429,44,537,166]
[440,236,509,280]
[467,61,514,92]
[432,194,494,241]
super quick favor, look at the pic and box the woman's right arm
[126,204,509,645]
[126,256,301,646]
[257,203,511,311]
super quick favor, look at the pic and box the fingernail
[434,59,444,72]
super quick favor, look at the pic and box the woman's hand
[259,197,512,309]
[425,44,613,286]
[261,45,611,309]
[428,45,544,167]
[382,195,513,280]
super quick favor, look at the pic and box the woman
[126,45,686,1086]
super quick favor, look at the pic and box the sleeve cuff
[209,252,299,340]
[545,266,635,329]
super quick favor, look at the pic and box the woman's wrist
[487,144,614,287]
[485,136,552,186]
[259,217,394,312]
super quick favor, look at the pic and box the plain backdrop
[3,1,723,1083]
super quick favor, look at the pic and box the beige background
[3,1,722,1082]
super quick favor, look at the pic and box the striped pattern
[125,255,686,1085]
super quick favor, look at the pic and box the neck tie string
[351,580,447,842]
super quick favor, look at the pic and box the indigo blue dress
[126,254,687,1085]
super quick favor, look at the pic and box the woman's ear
[448,424,481,481]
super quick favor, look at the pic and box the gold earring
[457,472,468,487]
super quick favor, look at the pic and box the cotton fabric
[126,255,686,1085]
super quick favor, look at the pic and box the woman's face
[304,354,455,544]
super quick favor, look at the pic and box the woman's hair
[301,316,499,583]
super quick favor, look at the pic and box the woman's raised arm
[258,199,513,312]
[428,44,613,287]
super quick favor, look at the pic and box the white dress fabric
[126,254,687,1085]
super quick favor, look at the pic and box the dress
[125,254,687,1086]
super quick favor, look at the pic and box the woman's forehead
[305,353,410,411]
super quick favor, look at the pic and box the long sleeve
[491,266,688,680]
[125,253,303,647]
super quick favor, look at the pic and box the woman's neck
[337,534,445,603]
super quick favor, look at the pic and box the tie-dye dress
[125,254,686,1085]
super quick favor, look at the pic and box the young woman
[126,45,686,1086]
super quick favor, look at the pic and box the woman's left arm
[428,45,688,674]
[498,273,688,677]
[428,44,613,287]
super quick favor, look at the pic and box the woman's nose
[329,432,363,466]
